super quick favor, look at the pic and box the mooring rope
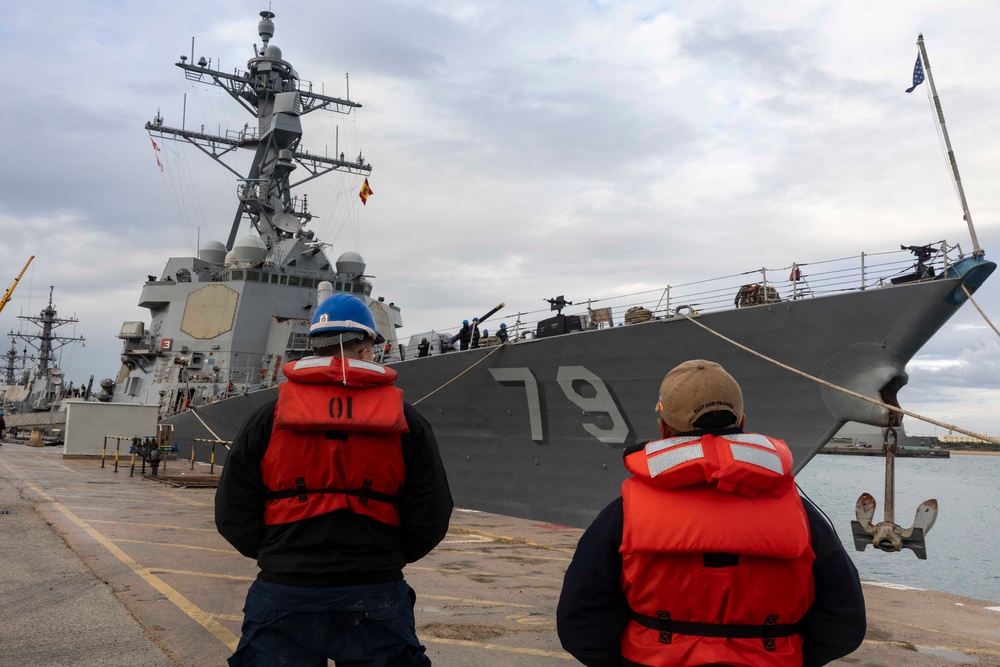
[962,284,1000,338]
[413,341,511,406]
[188,406,228,447]
[676,310,1000,446]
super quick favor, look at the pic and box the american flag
[905,54,925,93]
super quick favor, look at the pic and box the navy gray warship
[111,11,995,528]
[2,286,90,437]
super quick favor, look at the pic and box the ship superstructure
[113,11,402,417]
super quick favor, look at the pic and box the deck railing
[429,241,965,347]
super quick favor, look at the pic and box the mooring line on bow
[413,341,511,406]
[189,405,228,447]
[962,284,1000,339]
[676,310,1000,445]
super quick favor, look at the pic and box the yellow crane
[0,255,34,315]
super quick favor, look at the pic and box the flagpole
[916,34,983,257]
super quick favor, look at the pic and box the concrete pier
[1,443,998,666]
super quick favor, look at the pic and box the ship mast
[146,10,372,251]
[3,338,22,386]
[916,34,983,257]
[15,287,85,378]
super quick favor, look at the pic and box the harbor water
[796,452,1000,603]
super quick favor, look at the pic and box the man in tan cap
[557,359,865,667]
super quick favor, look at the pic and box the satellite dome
[232,235,268,263]
[224,250,237,265]
[264,44,283,61]
[336,251,366,277]
[199,240,227,265]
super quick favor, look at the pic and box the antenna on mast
[915,34,983,257]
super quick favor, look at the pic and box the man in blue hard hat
[453,319,471,351]
[470,317,481,349]
[496,323,508,343]
[216,292,453,666]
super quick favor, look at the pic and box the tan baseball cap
[656,359,744,432]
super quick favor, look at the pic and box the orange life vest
[620,432,815,667]
[262,356,409,528]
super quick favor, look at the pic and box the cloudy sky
[2,0,999,436]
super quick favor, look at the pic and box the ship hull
[167,265,990,527]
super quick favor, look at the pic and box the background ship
[111,11,994,528]
[2,285,90,440]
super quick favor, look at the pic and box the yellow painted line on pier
[436,548,572,562]
[27,484,239,651]
[210,613,245,622]
[409,565,561,583]
[448,528,576,554]
[150,568,255,581]
[410,566,496,575]
[112,538,236,554]
[440,535,493,544]
[59,502,198,514]
[87,519,219,532]
[422,636,573,659]
[421,593,535,609]
[154,489,213,508]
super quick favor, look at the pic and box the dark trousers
[229,578,430,666]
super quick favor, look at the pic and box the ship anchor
[849,416,938,559]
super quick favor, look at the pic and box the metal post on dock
[157,424,173,473]
[210,441,217,474]
[101,436,108,468]
[113,437,121,473]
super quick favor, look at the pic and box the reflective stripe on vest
[628,432,794,498]
[644,433,785,481]
[619,432,814,667]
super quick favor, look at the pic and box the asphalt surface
[0,449,175,666]
[1,441,999,666]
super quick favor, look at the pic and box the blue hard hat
[310,293,384,344]
[499,323,507,328]
[463,319,469,325]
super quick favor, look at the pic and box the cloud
[4,0,1000,438]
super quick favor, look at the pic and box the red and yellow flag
[150,137,163,172]
[359,178,373,205]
